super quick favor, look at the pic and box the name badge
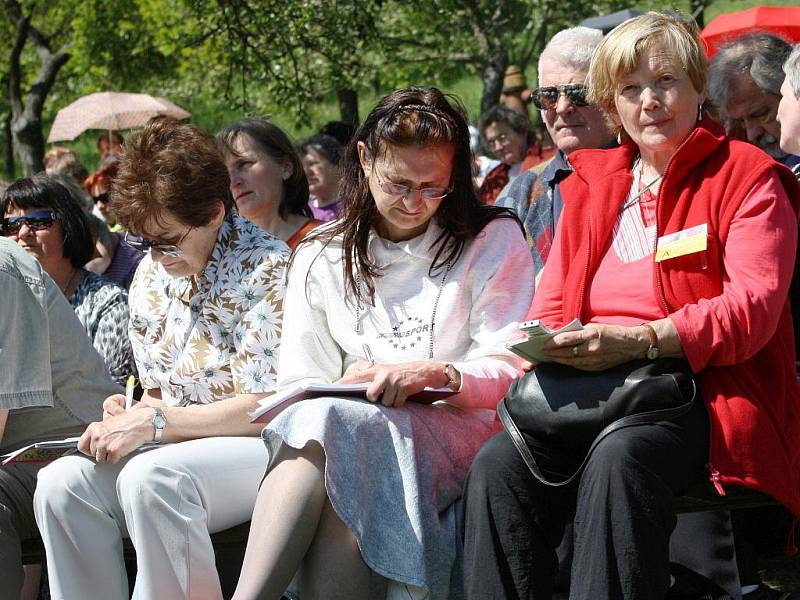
[655,223,708,262]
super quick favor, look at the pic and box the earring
[698,103,704,122]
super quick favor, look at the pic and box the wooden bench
[21,485,777,564]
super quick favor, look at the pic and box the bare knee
[273,441,326,474]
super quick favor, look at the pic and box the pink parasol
[47,91,191,142]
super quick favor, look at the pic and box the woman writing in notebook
[232,87,534,600]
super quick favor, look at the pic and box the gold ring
[572,346,579,357]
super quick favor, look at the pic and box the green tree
[3,0,71,175]
[382,0,629,118]
[170,0,385,127]
[1,0,182,175]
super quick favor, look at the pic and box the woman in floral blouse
[34,118,291,600]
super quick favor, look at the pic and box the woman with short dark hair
[298,133,345,221]
[218,117,322,248]
[1,175,134,386]
[34,117,291,600]
[479,104,543,204]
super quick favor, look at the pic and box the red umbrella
[701,6,800,57]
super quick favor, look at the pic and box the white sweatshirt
[278,217,535,409]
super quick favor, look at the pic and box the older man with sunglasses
[495,26,614,282]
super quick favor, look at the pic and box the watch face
[154,414,167,428]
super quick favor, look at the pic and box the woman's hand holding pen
[78,406,155,464]
[102,377,142,421]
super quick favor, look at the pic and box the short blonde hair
[587,12,707,118]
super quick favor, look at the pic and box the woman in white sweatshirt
[232,87,535,600]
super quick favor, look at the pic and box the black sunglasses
[93,192,110,204]
[1,210,57,236]
[531,84,589,110]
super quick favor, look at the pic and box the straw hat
[502,65,528,93]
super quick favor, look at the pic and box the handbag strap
[497,377,697,488]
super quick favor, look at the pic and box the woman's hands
[78,395,155,464]
[540,323,651,371]
[337,360,450,408]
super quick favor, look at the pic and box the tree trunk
[691,0,706,29]
[3,111,14,179]
[5,0,70,177]
[479,48,508,118]
[337,88,359,127]
[11,113,44,175]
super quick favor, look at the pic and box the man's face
[539,59,614,155]
[724,73,784,158]
[777,78,800,157]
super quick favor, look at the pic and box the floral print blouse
[128,211,290,406]
[69,270,135,386]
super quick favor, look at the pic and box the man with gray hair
[778,44,800,169]
[496,26,614,281]
[709,33,799,170]
[709,34,800,600]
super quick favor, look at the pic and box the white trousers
[33,437,268,600]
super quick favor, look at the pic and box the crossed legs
[233,441,379,600]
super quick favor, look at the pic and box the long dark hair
[307,86,517,303]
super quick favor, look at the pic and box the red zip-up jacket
[536,118,800,516]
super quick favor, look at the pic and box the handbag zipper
[706,463,726,496]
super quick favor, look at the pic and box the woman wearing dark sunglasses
[1,175,135,387]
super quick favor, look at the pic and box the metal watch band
[444,363,460,391]
[152,407,166,443]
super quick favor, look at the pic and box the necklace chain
[354,262,452,360]
[60,267,80,295]
[620,157,662,212]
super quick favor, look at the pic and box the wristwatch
[152,407,167,443]
[443,363,461,392]
[642,323,660,360]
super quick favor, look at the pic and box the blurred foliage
[1,0,798,178]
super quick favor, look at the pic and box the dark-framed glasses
[124,232,183,258]
[93,192,110,204]
[1,210,57,236]
[531,84,589,110]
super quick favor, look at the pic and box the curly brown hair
[109,117,234,235]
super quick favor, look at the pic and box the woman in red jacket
[462,12,800,600]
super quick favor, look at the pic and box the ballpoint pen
[125,376,136,411]
[362,343,376,367]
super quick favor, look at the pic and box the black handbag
[497,358,697,487]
